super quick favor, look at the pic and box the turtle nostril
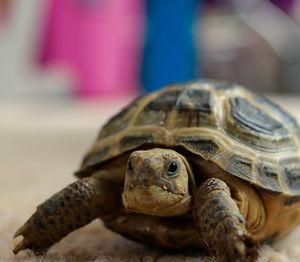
[127,160,133,172]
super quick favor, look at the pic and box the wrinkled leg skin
[13,176,121,254]
[193,178,259,262]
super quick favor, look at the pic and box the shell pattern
[77,80,300,196]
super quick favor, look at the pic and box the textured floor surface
[2,96,300,262]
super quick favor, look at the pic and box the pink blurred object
[0,0,10,24]
[40,0,144,97]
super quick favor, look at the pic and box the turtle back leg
[193,178,258,261]
[13,175,122,254]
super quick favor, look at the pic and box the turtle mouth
[122,185,192,217]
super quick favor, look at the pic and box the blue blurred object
[142,0,200,92]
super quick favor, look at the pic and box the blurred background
[2,0,300,101]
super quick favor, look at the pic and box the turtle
[13,80,300,261]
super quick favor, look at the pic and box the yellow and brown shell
[76,80,300,196]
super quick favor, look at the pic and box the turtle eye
[127,160,133,172]
[166,160,179,177]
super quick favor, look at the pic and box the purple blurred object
[270,0,294,14]
[205,0,294,14]
[204,0,222,7]
[39,0,144,97]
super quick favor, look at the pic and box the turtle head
[122,148,194,217]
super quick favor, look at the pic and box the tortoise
[13,80,300,261]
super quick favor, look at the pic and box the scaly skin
[193,178,259,261]
[13,176,121,254]
[14,149,261,261]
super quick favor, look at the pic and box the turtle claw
[13,222,38,254]
[233,240,246,257]
[13,218,48,255]
[226,233,259,262]
[13,223,29,254]
[14,222,29,239]
[13,238,30,254]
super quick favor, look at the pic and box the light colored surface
[1,96,300,261]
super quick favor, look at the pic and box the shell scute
[280,157,300,194]
[225,96,294,151]
[120,134,154,152]
[81,145,111,170]
[256,96,299,129]
[174,86,217,128]
[99,96,144,139]
[226,155,253,183]
[77,80,300,196]
[144,89,181,112]
[256,163,281,194]
[135,89,180,126]
[176,136,220,160]
[176,88,212,113]
[231,97,285,135]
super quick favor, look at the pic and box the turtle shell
[76,80,300,196]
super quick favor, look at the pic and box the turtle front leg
[193,178,258,261]
[13,175,121,254]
